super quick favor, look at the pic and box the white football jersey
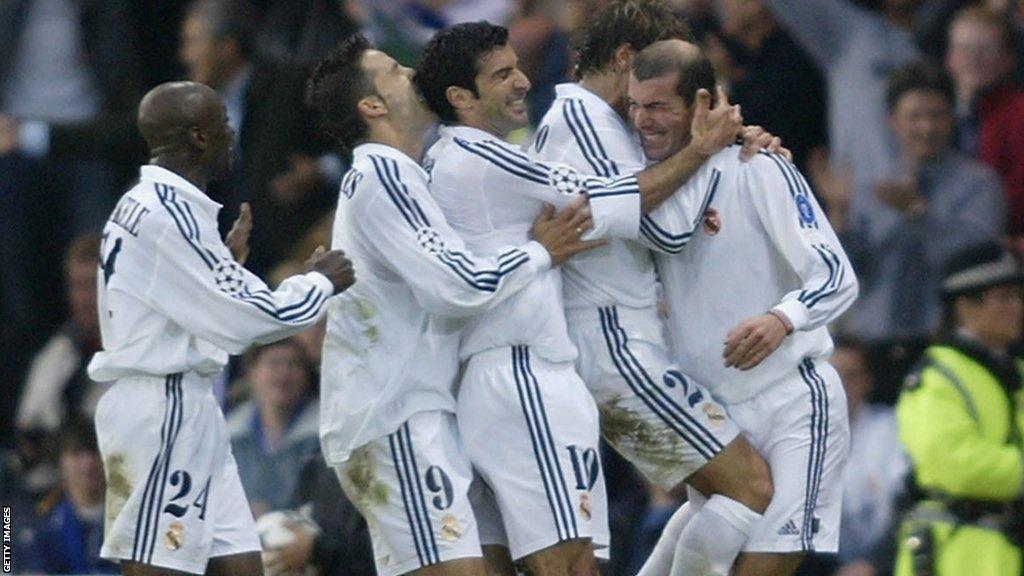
[657,147,859,404]
[88,165,334,382]
[424,124,641,363]
[319,143,552,463]
[531,83,717,309]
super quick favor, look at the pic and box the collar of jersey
[352,142,421,167]
[556,82,615,114]
[438,124,497,143]
[140,165,223,213]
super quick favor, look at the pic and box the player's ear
[613,43,636,73]
[446,85,474,114]
[186,125,207,152]
[357,95,386,120]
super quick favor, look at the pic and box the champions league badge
[214,261,245,296]
[417,228,445,255]
[549,165,583,195]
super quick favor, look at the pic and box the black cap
[940,241,1024,301]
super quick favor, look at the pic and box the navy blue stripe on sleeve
[156,183,325,322]
[453,138,550,186]
[370,154,531,292]
[798,244,843,308]
[563,100,608,177]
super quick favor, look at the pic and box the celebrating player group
[88,1,858,575]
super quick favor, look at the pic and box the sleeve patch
[548,164,584,195]
[417,227,446,255]
[796,195,817,225]
[213,260,246,296]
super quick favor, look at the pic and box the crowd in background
[1,0,1023,574]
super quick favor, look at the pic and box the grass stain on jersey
[599,396,686,480]
[346,449,389,507]
[354,298,380,346]
[104,454,132,547]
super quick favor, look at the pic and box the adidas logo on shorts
[777,519,801,536]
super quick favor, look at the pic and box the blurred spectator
[508,0,572,124]
[365,0,516,65]
[704,0,828,171]
[0,0,142,406]
[945,6,1024,236]
[178,0,338,275]
[23,420,118,574]
[16,233,107,437]
[823,61,1004,399]
[599,445,665,576]
[620,483,685,576]
[764,0,921,211]
[909,0,972,62]
[260,456,375,576]
[252,0,362,66]
[0,0,141,226]
[988,0,1024,85]
[834,338,907,576]
[269,258,329,379]
[228,338,319,517]
[1,446,37,574]
[294,321,327,381]
[893,242,1024,576]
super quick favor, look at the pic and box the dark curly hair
[885,61,955,112]
[574,0,692,80]
[415,22,509,124]
[306,34,374,157]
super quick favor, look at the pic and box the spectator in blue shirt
[24,420,117,574]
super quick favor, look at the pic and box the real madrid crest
[440,513,463,541]
[579,493,592,520]
[164,521,185,550]
[702,403,726,424]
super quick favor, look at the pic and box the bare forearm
[637,144,710,214]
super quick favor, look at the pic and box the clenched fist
[306,245,356,294]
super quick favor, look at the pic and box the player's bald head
[632,39,715,106]
[137,81,224,153]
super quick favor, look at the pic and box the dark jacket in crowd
[291,457,376,576]
[0,0,141,114]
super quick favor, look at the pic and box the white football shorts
[333,410,484,576]
[569,305,740,489]
[95,373,260,574]
[457,345,609,561]
[711,356,850,553]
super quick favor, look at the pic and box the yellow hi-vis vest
[894,345,1023,576]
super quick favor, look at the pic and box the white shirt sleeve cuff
[586,176,641,240]
[773,299,810,332]
[305,271,337,296]
[521,240,552,272]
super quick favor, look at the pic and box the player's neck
[579,72,628,120]
[454,114,512,140]
[366,122,424,163]
[150,156,209,191]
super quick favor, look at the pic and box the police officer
[895,241,1024,576]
